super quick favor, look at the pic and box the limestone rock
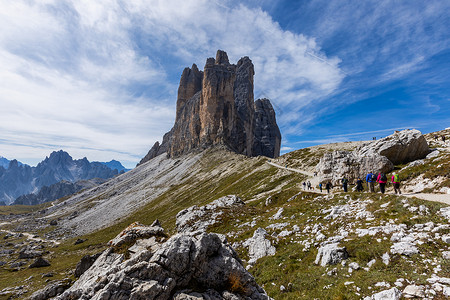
[315,243,349,266]
[30,279,72,300]
[364,287,402,300]
[243,228,276,265]
[316,150,393,184]
[390,242,419,256]
[357,129,430,165]
[74,253,101,277]
[253,99,281,158]
[176,195,245,233]
[107,221,167,248]
[139,50,281,166]
[29,257,51,268]
[56,224,272,300]
[402,285,425,298]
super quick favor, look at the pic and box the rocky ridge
[316,129,430,184]
[139,50,281,165]
[36,220,272,300]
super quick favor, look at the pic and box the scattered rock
[271,208,284,220]
[107,221,167,248]
[58,225,272,300]
[30,279,72,300]
[403,285,425,298]
[18,249,43,259]
[29,257,51,268]
[315,243,349,267]
[176,195,245,233]
[74,238,86,245]
[364,287,402,300]
[243,228,276,265]
[74,253,101,277]
[49,220,57,226]
[390,242,419,256]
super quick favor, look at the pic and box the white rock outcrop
[54,223,271,300]
[363,287,402,300]
[243,228,276,265]
[176,195,245,233]
[356,129,430,165]
[315,243,349,267]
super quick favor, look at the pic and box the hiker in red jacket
[377,172,388,194]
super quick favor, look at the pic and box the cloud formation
[0,0,344,167]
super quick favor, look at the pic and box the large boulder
[316,151,393,184]
[357,129,430,165]
[315,243,348,266]
[55,223,272,300]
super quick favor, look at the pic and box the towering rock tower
[139,50,281,165]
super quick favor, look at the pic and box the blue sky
[0,0,449,168]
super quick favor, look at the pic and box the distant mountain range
[11,178,108,206]
[97,160,130,173]
[0,156,22,169]
[0,150,128,205]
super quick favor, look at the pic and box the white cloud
[0,0,344,166]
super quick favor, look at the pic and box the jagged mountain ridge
[139,50,281,165]
[0,150,119,205]
[11,178,108,206]
[96,160,130,173]
[0,156,23,169]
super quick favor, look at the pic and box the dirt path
[267,161,326,194]
[266,161,450,204]
[402,193,450,205]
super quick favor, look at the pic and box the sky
[0,0,449,168]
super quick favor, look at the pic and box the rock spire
[139,50,281,165]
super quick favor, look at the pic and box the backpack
[394,174,400,182]
[371,174,377,182]
[380,173,387,181]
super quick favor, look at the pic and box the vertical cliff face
[139,50,281,166]
[253,98,281,158]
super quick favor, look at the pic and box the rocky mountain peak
[139,50,281,165]
[215,49,230,65]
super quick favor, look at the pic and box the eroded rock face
[315,243,348,266]
[357,129,430,165]
[316,129,429,183]
[139,50,281,166]
[316,151,393,184]
[176,195,245,233]
[56,223,271,300]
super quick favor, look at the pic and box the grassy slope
[1,135,449,298]
[0,148,307,297]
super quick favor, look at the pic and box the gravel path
[402,192,450,205]
[267,161,450,203]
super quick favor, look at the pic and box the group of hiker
[319,171,401,195]
[364,171,401,194]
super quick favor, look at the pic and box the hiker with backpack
[319,183,323,192]
[325,181,333,194]
[356,178,364,192]
[366,171,376,192]
[377,171,388,194]
[391,172,401,194]
[341,177,348,192]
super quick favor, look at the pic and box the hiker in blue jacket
[366,171,376,193]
